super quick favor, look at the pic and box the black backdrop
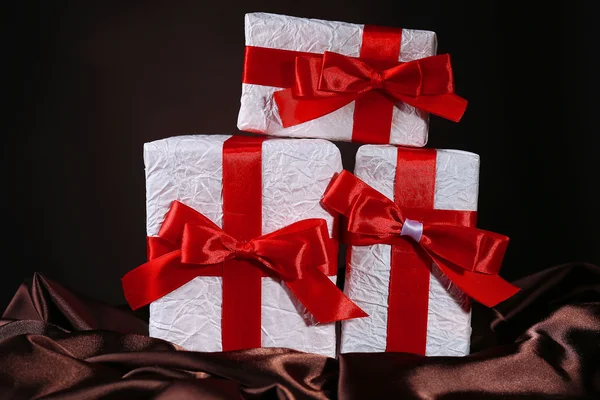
[4,1,599,311]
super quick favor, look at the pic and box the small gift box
[238,13,467,146]
[321,146,518,356]
[122,135,365,357]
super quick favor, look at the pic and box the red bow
[122,201,367,323]
[273,52,468,128]
[321,171,520,307]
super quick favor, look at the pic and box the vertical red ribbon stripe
[352,25,403,144]
[221,136,266,351]
[387,148,437,354]
[387,149,479,354]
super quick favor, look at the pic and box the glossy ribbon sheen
[222,135,264,349]
[121,200,367,324]
[273,52,468,129]
[389,148,438,353]
[321,170,520,308]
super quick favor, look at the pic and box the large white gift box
[238,12,438,146]
[143,135,342,357]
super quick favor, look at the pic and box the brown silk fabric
[1,265,599,399]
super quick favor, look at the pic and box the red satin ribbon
[322,168,520,353]
[122,137,366,351]
[221,135,264,349]
[353,26,403,143]
[242,26,467,144]
[389,148,437,354]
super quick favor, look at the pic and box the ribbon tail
[427,251,520,307]
[273,89,357,128]
[399,93,468,123]
[286,266,368,323]
[122,250,208,310]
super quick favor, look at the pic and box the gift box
[123,135,364,357]
[238,13,467,145]
[326,146,518,356]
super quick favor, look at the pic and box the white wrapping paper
[237,12,437,146]
[341,145,478,356]
[145,135,341,357]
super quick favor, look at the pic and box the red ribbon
[122,137,366,351]
[221,135,263,349]
[243,25,467,144]
[273,52,467,128]
[322,168,520,353]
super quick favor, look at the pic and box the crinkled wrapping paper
[144,135,341,357]
[237,12,437,146]
[341,145,478,356]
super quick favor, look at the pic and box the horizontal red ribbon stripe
[243,46,320,89]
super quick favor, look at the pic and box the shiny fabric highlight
[2,264,599,399]
[273,53,467,130]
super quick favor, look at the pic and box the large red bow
[122,201,367,323]
[273,52,468,128]
[321,171,520,307]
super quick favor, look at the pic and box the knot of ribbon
[321,171,520,307]
[273,52,468,128]
[319,51,425,96]
[234,241,255,259]
[122,200,367,322]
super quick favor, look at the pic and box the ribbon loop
[274,52,467,129]
[319,51,426,97]
[382,61,423,97]
[321,171,520,307]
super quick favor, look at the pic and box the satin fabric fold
[2,265,599,399]
[321,170,520,307]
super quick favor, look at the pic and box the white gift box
[237,12,437,146]
[341,145,479,356]
[144,135,342,357]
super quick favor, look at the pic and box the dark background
[3,1,599,311]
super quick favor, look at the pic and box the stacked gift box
[122,12,519,358]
